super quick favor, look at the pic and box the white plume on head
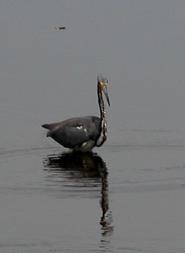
[97,74,108,83]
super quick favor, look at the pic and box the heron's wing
[43,116,100,148]
[49,123,91,148]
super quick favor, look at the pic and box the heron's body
[42,76,110,152]
[42,116,101,151]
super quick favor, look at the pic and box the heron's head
[97,75,110,106]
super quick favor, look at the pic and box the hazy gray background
[0,0,184,149]
[0,1,185,253]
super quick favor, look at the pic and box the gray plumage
[42,116,100,150]
[42,76,110,152]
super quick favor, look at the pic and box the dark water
[0,0,185,252]
[1,137,185,253]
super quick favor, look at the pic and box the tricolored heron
[42,75,110,152]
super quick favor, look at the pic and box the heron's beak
[102,85,110,106]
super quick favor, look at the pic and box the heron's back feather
[42,116,101,149]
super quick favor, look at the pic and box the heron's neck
[96,87,107,147]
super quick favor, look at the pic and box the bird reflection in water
[43,151,113,233]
